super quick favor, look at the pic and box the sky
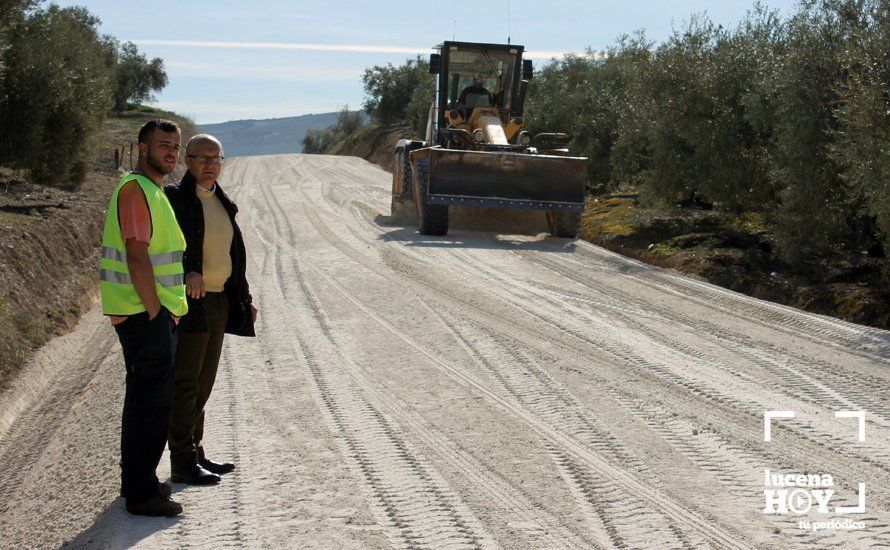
[57,0,802,124]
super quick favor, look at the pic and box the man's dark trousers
[169,292,228,472]
[114,310,177,503]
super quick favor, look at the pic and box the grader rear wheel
[390,149,416,220]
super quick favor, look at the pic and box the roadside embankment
[326,125,889,330]
[326,124,413,171]
[0,110,198,385]
[581,196,889,329]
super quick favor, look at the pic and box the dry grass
[0,109,198,385]
[580,194,889,330]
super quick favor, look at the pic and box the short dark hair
[138,119,180,144]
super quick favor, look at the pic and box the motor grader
[391,41,587,237]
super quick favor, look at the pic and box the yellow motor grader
[392,40,587,237]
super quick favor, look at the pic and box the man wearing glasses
[164,134,257,486]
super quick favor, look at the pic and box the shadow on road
[62,498,181,548]
[860,330,890,359]
[373,207,578,253]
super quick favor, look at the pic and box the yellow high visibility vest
[99,173,187,317]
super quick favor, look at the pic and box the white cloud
[129,39,587,59]
[163,61,359,83]
[130,39,434,55]
[233,12,340,22]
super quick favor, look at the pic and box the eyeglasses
[186,155,224,164]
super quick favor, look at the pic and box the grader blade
[424,148,587,212]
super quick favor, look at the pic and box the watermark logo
[762,410,867,532]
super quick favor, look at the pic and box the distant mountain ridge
[200,112,349,157]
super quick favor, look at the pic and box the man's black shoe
[170,465,221,485]
[126,495,183,517]
[199,457,235,475]
[120,481,173,499]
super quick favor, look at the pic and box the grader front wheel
[413,159,448,236]
[547,211,580,238]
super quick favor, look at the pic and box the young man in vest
[99,119,188,517]
[164,134,256,485]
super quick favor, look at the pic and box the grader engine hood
[413,148,587,212]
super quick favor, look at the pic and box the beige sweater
[197,184,233,292]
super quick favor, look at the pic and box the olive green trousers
[168,291,228,473]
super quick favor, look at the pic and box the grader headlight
[517,131,532,146]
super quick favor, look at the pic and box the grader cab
[392,41,587,237]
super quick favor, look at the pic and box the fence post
[129,143,134,170]
[114,148,119,169]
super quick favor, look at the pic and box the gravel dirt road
[1,154,888,549]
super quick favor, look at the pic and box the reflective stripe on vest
[101,246,184,266]
[99,173,188,317]
[100,269,184,288]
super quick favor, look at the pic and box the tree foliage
[830,0,890,255]
[0,5,113,186]
[110,40,168,112]
[764,2,853,257]
[525,0,889,259]
[362,55,435,132]
[0,0,37,86]
[526,51,625,187]
[302,106,367,154]
[0,2,169,187]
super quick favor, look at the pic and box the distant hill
[200,112,364,157]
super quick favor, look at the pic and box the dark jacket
[459,85,492,108]
[164,171,255,337]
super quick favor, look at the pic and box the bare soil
[327,124,413,171]
[0,109,198,385]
